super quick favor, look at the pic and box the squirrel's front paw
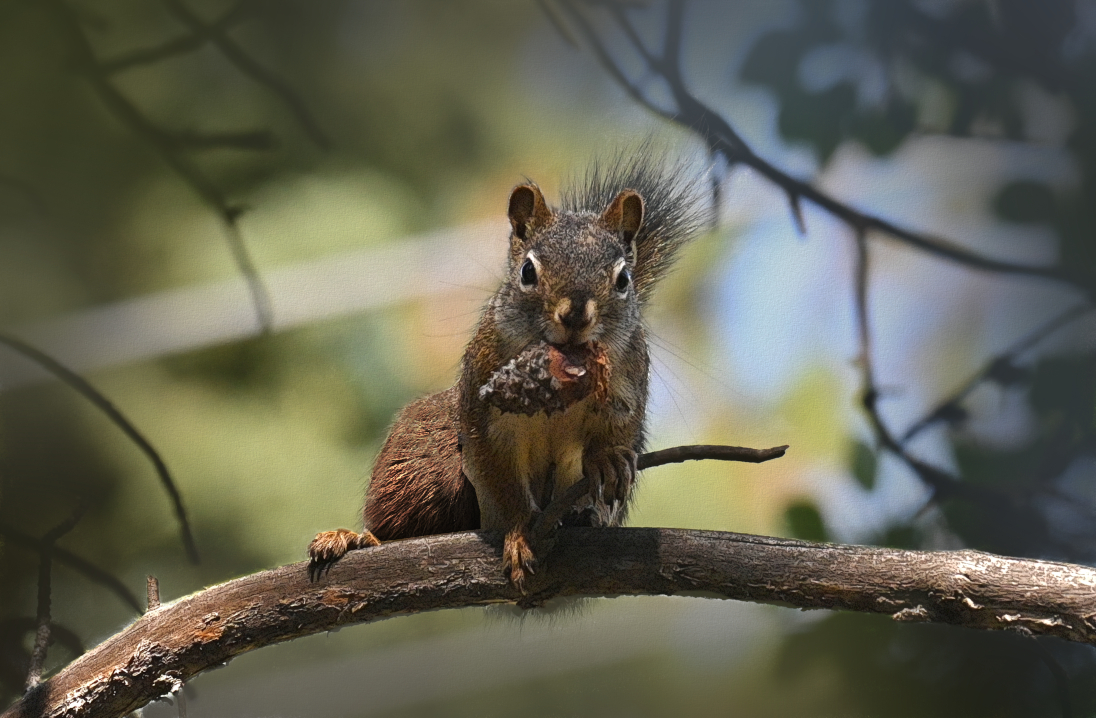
[307,528,380,581]
[583,447,637,525]
[503,527,536,592]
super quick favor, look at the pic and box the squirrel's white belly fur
[483,398,592,520]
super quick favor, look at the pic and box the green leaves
[993,181,1057,224]
[785,501,829,542]
[849,440,878,491]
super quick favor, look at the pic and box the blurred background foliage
[1,0,1095,716]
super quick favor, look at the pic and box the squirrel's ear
[599,189,645,246]
[508,184,553,242]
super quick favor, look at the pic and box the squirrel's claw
[503,527,537,593]
[584,447,636,526]
[307,528,381,582]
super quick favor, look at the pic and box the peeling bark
[6,528,1096,718]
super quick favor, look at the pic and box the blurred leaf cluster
[760,1,1096,712]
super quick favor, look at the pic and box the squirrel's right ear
[599,189,645,246]
[508,184,553,242]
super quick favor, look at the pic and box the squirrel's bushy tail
[562,148,708,301]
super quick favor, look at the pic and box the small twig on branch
[7,528,1096,718]
[638,443,788,469]
[0,333,199,565]
[146,577,160,612]
[24,502,86,693]
[533,443,787,546]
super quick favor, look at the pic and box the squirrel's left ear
[599,190,645,246]
[508,184,553,242]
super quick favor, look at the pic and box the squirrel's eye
[614,266,631,294]
[520,258,538,288]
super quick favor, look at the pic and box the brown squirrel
[309,155,703,587]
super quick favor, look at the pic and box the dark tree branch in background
[0,619,84,697]
[165,129,277,152]
[45,0,284,331]
[550,0,1091,293]
[0,525,142,615]
[547,0,1096,525]
[848,232,991,505]
[98,1,250,74]
[8,528,1096,718]
[0,333,198,565]
[901,302,1095,444]
[24,503,85,693]
[162,0,331,151]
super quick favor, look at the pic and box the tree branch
[23,505,85,693]
[7,528,1096,718]
[638,443,788,469]
[0,333,199,565]
[0,525,142,615]
[98,1,249,74]
[46,0,275,332]
[162,0,331,151]
[550,0,1092,293]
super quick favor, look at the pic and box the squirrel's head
[497,183,645,352]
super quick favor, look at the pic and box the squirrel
[309,154,703,588]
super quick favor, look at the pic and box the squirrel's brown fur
[309,155,703,587]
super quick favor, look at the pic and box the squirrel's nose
[555,296,595,331]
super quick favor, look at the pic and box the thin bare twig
[25,502,86,693]
[549,0,1090,292]
[533,442,787,543]
[162,0,331,151]
[46,0,274,331]
[99,1,249,74]
[0,524,142,614]
[848,231,962,498]
[901,302,1095,444]
[0,333,199,564]
[638,443,788,468]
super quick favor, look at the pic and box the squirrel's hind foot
[307,528,381,581]
[503,527,537,593]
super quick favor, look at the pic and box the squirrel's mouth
[546,296,599,347]
[545,328,597,348]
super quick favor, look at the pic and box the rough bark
[7,528,1096,718]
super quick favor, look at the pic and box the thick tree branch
[7,528,1096,718]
